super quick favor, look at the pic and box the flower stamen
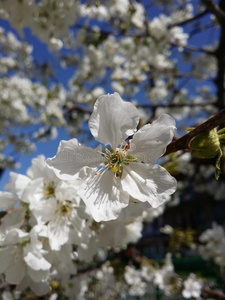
[96,141,139,178]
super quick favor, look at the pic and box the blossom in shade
[182,274,202,299]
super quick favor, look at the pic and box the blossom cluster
[0,150,178,297]
[0,154,150,295]
[199,223,225,268]
[0,92,209,299]
[0,1,218,171]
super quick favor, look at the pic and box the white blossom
[47,93,177,222]
[182,274,202,299]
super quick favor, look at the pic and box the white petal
[28,267,49,283]
[150,164,177,200]
[0,247,12,273]
[24,252,51,271]
[3,228,29,246]
[32,199,56,223]
[46,138,103,180]
[55,184,79,203]
[121,163,156,202]
[129,114,176,162]
[4,173,31,197]
[121,163,176,207]
[16,275,51,296]
[77,241,98,263]
[29,280,51,296]
[78,170,129,222]
[21,177,43,203]
[1,207,26,231]
[89,93,139,148]
[5,260,25,284]
[47,218,70,251]
[182,290,191,298]
[53,244,77,269]
[0,191,17,209]
[27,155,47,179]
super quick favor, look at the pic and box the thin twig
[164,108,225,156]
[202,288,225,299]
[169,10,208,27]
[170,42,215,55]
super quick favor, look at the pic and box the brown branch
[202,0,225,25]
[164,108,225,156]
[202,288,225,299]
[170,42,214,55]
[170,10,208,27]
[189,22,215,37]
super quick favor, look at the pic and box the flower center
[57,200,72,216]
[96,141,139,178]
[44,181,55,198]
[60,204,70,215]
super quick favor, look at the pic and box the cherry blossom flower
[124,265,147,296]
[46,93,177,222]
[0,227,51,296]
[182,274,202,299]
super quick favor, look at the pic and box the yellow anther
[112,166,118,172]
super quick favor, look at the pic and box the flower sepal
[188,128,224,180]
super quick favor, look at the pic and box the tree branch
[169,10,208,27]
[170,42,214,55]
[189,22,215,37]
[202,288,225,299]
[202,0,225,25]
[164,108,225,156]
